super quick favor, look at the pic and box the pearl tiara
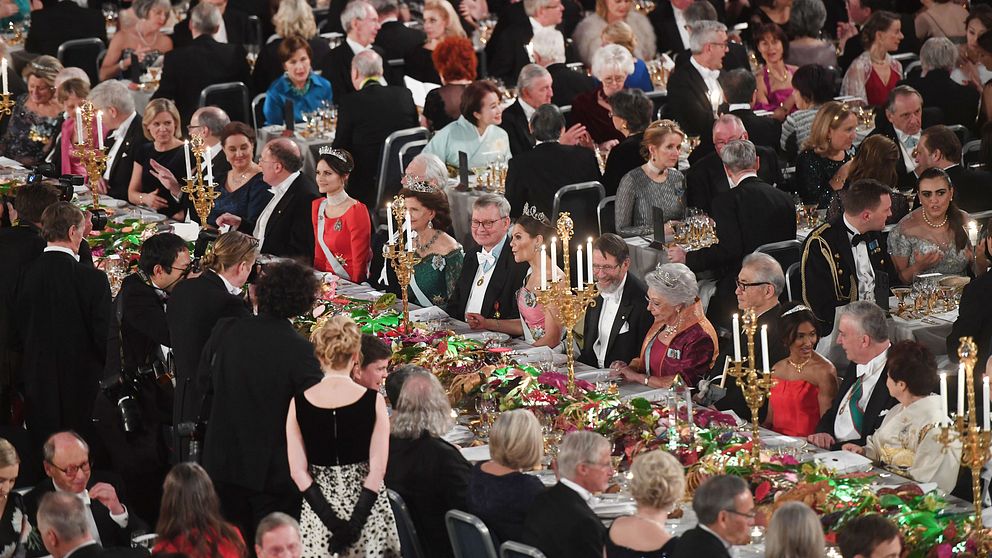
[318,146,348,163]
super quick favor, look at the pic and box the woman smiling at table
[795,101,857,208]
[263,36,334,127]
[207,122,269,229]
[888,167,972,284]
[422,79,510,168]
[615,264,717,389]
[127,99,188,220]
[311,148,371,283]
[399,182,463,307]
[99,0,173,82]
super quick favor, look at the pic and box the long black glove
[302,483,349,542]
[328,488,378,554]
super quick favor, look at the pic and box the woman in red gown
[311,148,372,282]
[840,11,904,106]
[766,304,839,437]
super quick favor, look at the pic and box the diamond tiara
[317,146,349,164]
[521,202,550,226]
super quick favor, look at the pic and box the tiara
[401,174,438,193]
[521,203,550,226]
[655,269,678,288]
[781,304,811,317]
[29,60,58,73]
[318,146,348,163]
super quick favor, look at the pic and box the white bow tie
[477,251,496,269]
[698,66,720,81]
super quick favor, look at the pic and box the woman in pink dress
[56,77,91,177]
[753,23,797,119]
[766,304,838,437]
[311,148,371,282]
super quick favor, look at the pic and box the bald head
[190,106,230,144]
[42,432,91,495]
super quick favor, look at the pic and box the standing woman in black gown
[286,316,401,557]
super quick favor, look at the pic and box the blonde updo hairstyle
[490,409,543,471]
[0,439,19,468]
[602,21,637,54]
[640,119,685,160]
[629,450,686,510]
[200,231,258,273]
[311,315,362,370]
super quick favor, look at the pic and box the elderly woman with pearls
[570,44,636,146]
[614,264,718,388]
[605,450,685,557]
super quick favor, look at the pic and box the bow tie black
[850,232,867,247]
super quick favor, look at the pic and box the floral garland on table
[85,218,158,259]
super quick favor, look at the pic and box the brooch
[532,326,545,340]
[523,289,537,308]
[333,219,343,232]
[431,255,446,271]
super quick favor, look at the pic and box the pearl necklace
[922,211,948,228]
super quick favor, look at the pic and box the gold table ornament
[726,308,776,463]
[180,134,220,225]
[70,100,109,208]
[384,195,419,331]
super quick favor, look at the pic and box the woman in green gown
[398,181,464,307]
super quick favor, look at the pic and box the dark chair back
[597,195,616,235]
[199,82,251,124]
[398,139,427,172]
[500,541,547,558]
[387,489,425,558]
[57,38,105,85]
[375,126,429,218]
[251,92,266,134]
[963,139,982,167]
[445,510,498,558]
[754,239,802,276]
[553,181,606,242]
[785,261,800,302]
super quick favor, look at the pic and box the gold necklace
[788,356,812,374]
[922,211,948,228]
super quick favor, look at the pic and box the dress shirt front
[834,344,889,442]
[842,215,876,303]
[465,235,507,316]
[253,171,299,246]
[894,128,920,173]
[690,56,723,114]
[54,485,130,544]
[519,98,537,124]
[673,6,690,49]
[102,111,137,180]
[593,273,627,368]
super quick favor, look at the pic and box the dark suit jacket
[684,147,782,214]
[548,62,597,108]
[25,1,107,57]
[729,108,782,151]
[601,132,645,198]
[317,43,393,99]
[499,100,534,157]
[153,35,251,125]
[199,315,323,492]
[945,164,992,213]
[446,235,529,321]
[666,57,718,138]
[61,542,149,558]
[578,274,653,368]
[485,12,533,85]
[374,20,426,61]
[948,261,992,366]
[0,225,46,421]
[332,81,418,208]
[867,113,941,192]
[670,526,731,558]
[258,173,319,263]
[816,359,897,448]
[900,69,979,131]
[24,474,145,548]
[520,483,606,558]
[117,273,169,373]
[649,1,688,54]
[505,141,601,218]
[385,433,471,558]
[106,114,148,203]
[169,6,252,48]
[800,216,893,335]
[166,270,249,429]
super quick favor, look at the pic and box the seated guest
[99,0,173,82]
[251,0,330,92]
[837,514,902,558]
[403,0,463,84]
[572,0,656,66]
[37,492,146,558]
[520,431,610,558]
[666,20,727,139]
[671,475,754,558]
[474,208,564,347]
[423,80,511,168]
[355,334,391,391]
[254,513,303,558]
[682,2,749,72]
[383,364,426,409]
[915,0,967,42]
[766,304,839,438]
[764,502,825,558]
[126,99,187,220]
[869,85,929,192]
[601,21,654,92]
[532,28,597,108]
[796,101,857,208]
[371,0,426,61]
[386,370,470,558]
[332,49,418,208]
[801,179,893,334]
[824,135,903,224]
[787,0,837,68]
[605,450,685,557]
[56,78,90,177]
[902,38,980,130]
[505,104,600,217]
[615,119,685,237]
[780,64,835,154]
[888,167,972,284]
[467,409,544,544]
[316,1,383,98]
[841,11,904,106]
[25,0,106,58]
[207,122,269,229]
[616,264,718,389]
[808,302,897,450]
[502,64,558,156]
[311,148,371,282]
[484,0,563,86]
[188,107,232,180]
[0,56,62,167]
[669,140,795,324]
[841,341,961,492]
[404,152,449,190]
[719,69,781,151]
[25,432,144,547]
[450,195,529,324]
[422,37,476,132]
[685,114,783,214]
[263,36,334,127]
[913,125,992,213]
[398,182,463,307]
[953,6,992,90]
[0,439,29,558]
[579,234,653,368]
[170,0,251,48]
[153,463,246,558]
[152,2,251,125]
[647,0,693,55]
[752,23,796,118]
[602,89,653,197]
[571,44,634,146]
[90,80,147,203]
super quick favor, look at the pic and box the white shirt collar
[699,525,733,550]
[690,55,720,81]
[270,171,300,196]
[727,103,751,112]
[560,478,594,505]
[894,128,920,145]
[518,97,537,122]
[44,245,79,262]
[112,112,137,139]
[54,483,90,503]
[528,16,550,35]
[602,273,627,302]
[942,163,959,172]
[842,214,862,236]
[381,15,398,23]
[218,273,242,296]
[856,343,890,378]
[732,171,758,187]
[346,37,371,55]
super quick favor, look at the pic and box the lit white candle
[550,238,558,282]
[96,110,104,149]
[959,363,966,417]
[685,385,693,433]
[983,375,990,430]
[732,313,741,362]
[540,245,547,291]
[576,246,584,289]
[404,209,413,252]
[75,108,83,144]
[586,237,593,280]
[386,202,394,243]
[940,372,949,424]
[205,151,213,184]
[760,324,770,374]
[1,58,7,95]
[184,140,192,180]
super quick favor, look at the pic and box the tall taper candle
[576,245,584,289]
[404,209,413,252]
[940,372,949,425]
[984,375,990,430]
[586,237,593,281]
[75,108,83,143]
[760,325,770,374]
[184,140,192,180]
[386,202,394,243]
[550,238,558,282]
[732,314,741,361]
[540,245,547,291]
[1,58,7,95]
[205,151,213,183]
[959,363,966,417]
[96,111,104,149]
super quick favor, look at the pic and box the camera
[101,374,143,434]
[89,207,109,231]
[27,163,57,186]
[57,174,83,201]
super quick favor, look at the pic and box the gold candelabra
[534,212,598,396]
[727,308,776,463]
[180,134,219,224]
[71,100,109,208]
[384,195,419,331]
[0,92,13,119]
[939,337,992,548]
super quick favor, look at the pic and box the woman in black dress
[605,450,685,558]
[287,316,400,557]
[0,439,29,558]
[127,99,188,220]
[795,101,857,208]
[602,88,654,197]
[421,38,477,132]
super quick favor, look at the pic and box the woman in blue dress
[397,180,463,308]
[207,122,270,229]
[263,35,334,126]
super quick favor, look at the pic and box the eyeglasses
[600,75,626,86]
[725,508,757,520]
[48,460,91,477]
[592,263,621,272]
[707,41,730,50]
[583,460,613,470]
[470,218,505,230]
[736,279,770,290]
